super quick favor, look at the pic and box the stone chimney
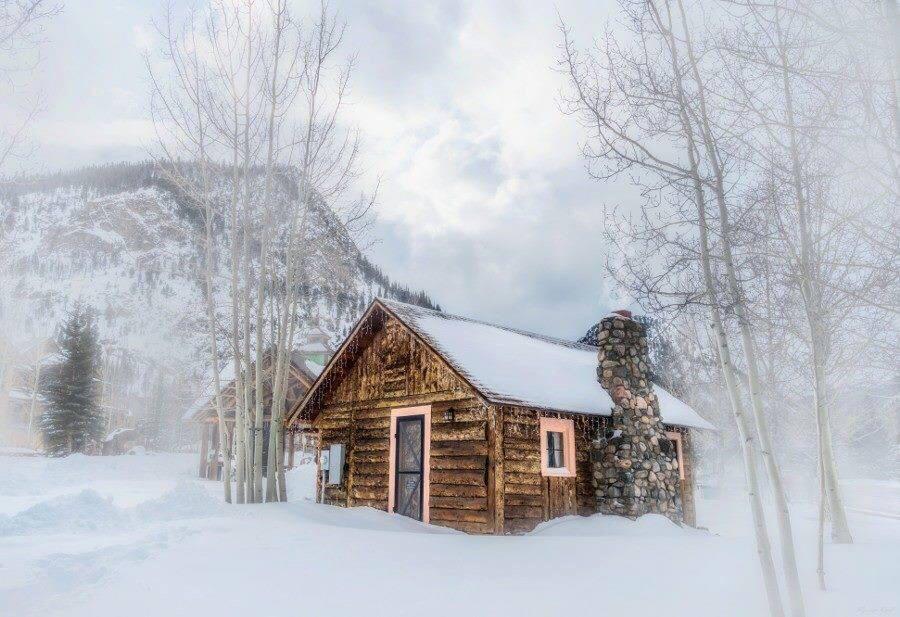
[591,311,683,523]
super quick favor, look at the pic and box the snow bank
[0,490,126,536]
[1,454,897,617]
[529,512,702,537]
[0,478,221,537]
[133,481,222,522]
[285,463,318,502]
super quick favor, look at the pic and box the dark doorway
[394,415,425,521]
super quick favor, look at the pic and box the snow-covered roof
[181,361,237,421]
[182,351,321,422]
[378,299,714,430]
[305,359,324,377]
[297,341,329,353]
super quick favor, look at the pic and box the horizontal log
[431,421,486,442]
[504,422,537,440]
[429,507,490,524]
[503,448,539,462]
[350,407,393,419]
[430,455,486,471]
[317,418,351,430]
[504,459,540,474]
[504,409,537,422]
[317,409,351,420]
[355,462,389,476]
[431,519,490,535]
[505,505,544,519]
[354,416,390,430]
[430,407,487,424]
[431,484,488,498]
[353,474,388,487]
[503,415,538,428]
[504,494,543,507]
[429,496,488,511]
[353,499,388,511]
[320,393,479,413]
[504,482,542,496]
[320,429,350,440]
[351,486,388,501]
[505,472,542,486]
[431,440,488,457]
[354,438,389,452]
[431,469,485,486]
[354,428,388,441]
[503,437,539,451]
[504,518,542,534]
[352,450,388,463]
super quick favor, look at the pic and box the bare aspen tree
[260,1,372,502]
[661,2,807,612]
[0,0,60,172]
[204,0,260,505]
[148,0,371,505]
[148,3,234,503]
[558,3,787,613]
[714,0,893,545]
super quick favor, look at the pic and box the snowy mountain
[0,161,438,378]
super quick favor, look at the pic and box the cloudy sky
[13,0,644,340]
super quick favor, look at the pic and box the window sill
[541,468,576,478]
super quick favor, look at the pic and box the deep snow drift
[0,453,896,617]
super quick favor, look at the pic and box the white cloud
[132,23,154,54]
[34,119,155,151]
[15,0,638,339]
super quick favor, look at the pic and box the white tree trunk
[204,212,231,505]
[817,456,827,590]
[26,356,43,446]
[672,2,806,612]
[770,1,853,544]
[687,140,786,617]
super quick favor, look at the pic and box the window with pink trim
[666,431,686,481]
[540,417,576,477]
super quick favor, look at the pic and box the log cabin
[286,299,714,535]
[185,349,325,480]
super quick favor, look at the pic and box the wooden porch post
[198,423,209,478]
[487,405,505,535]
[288,429,296,469]
[209,424,220,480]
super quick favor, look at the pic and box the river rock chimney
[591,311,683,523]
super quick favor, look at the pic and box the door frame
[388,405,431,523]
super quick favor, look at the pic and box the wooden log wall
[500,407,600,534]
[311,309,700,534]
[314,314,496,533]
[428,399,493,534]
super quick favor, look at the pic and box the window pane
[547,431,565,468]
[397,419,422,473]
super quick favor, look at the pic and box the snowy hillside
[0,162,438,374]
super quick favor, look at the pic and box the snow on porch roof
[379,299,715,431]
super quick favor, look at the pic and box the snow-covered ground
[0,454,896,617]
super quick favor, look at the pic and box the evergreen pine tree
[40,304,104,456]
